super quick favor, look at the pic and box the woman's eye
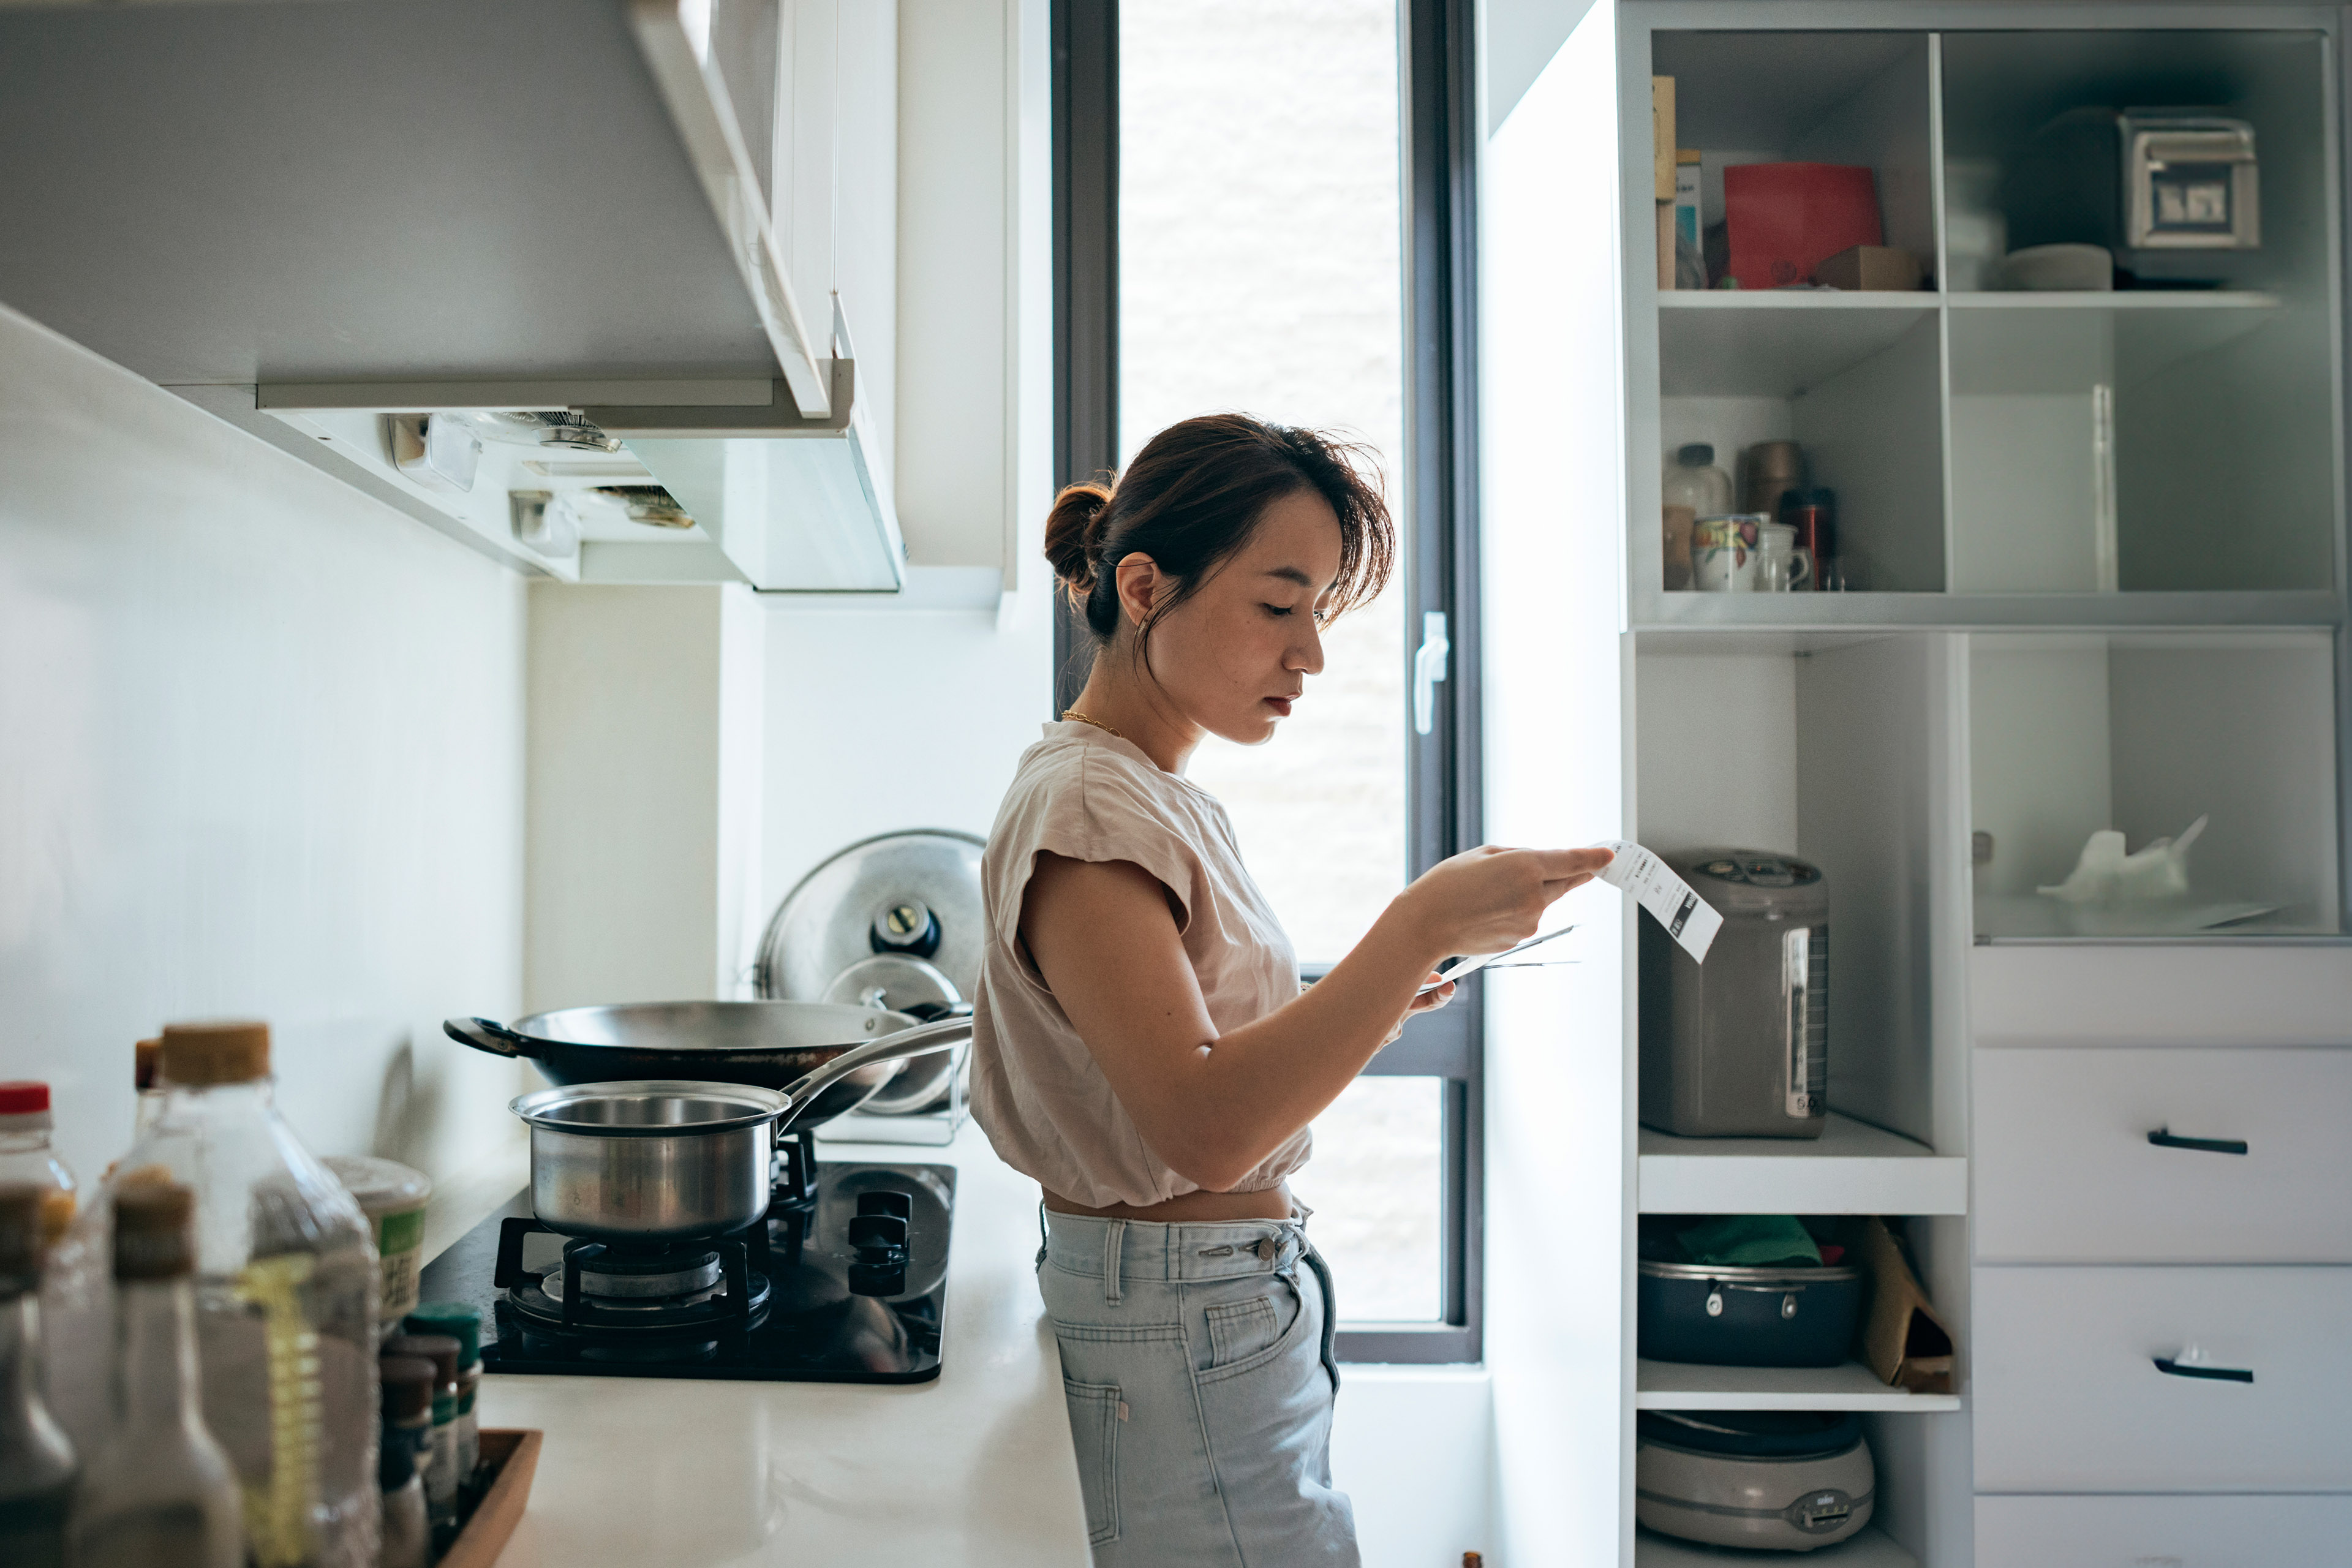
[1265,604,1295,617]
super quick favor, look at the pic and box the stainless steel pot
[514,1080,788,1242]
[507,1017,970,1242]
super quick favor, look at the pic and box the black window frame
[1050,0,1483,1364]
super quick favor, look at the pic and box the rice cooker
[1638,849,1828,1139]
[1637,1410,1874,1551]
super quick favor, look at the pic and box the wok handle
[778,1016,974,1130]
[443,1017,537,1060]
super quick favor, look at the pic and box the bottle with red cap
[0,1084,75,1254]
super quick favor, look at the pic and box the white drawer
[1975,1494,2352,1567]
[1974,1266,2352,1493]
[1975,1047,2352,1263]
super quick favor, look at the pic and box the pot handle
[778,1015,974,1129]
[443,1017,537,1060]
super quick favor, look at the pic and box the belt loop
[1102,1219,1126,1305]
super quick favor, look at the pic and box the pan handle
[443,1017,537,1060]
[777,1015,974,1131]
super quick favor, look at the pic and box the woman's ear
[1112,551,1164,629]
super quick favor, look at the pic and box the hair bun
[1042,481,1114,597]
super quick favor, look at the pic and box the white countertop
[471,1121,1091,1567]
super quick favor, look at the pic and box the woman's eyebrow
[1262,566,1315,587]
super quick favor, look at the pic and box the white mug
[1758,523,1813,593]
[1691,514,1763,592]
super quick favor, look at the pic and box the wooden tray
[438,1428,543,1568]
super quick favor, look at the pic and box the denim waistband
[1042,1208,1308,1287]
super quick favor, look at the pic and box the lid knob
[870,901,942,959]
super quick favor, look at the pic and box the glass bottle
[382,1332,460,1536]
[405,1303,483,1487]
[134,1037,167,1139]
[1661,443,1734,591]
[0,1082,77,1253]
[0,1185,75,1568]
[48,1021,380,1568]
[375,1355,434,1568]
[67,1180,242,1568]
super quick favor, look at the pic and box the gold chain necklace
[1060,708,1126,740]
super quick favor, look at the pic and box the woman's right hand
[1396,845,1615,959]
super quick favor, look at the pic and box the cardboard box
[1651,77,1675,202]
[1723,162,1882,289]
[1858,1218,1954,1395]
[1814,243,1923,292]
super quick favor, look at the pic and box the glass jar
[46,1022,379,1568]
[1662,444,1734,591]
[0,1084,77,1253]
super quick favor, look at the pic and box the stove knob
[848,1213,909,1264]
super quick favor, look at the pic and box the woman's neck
[1066,659,1200,775]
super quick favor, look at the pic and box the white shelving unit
[1639,1113,1967,1215]
[1637,1358,1964,1413]
[1607,9,2346,1567]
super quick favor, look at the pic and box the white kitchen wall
[0,301,528,1196]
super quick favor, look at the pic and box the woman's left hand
[1384,973,1455,1044]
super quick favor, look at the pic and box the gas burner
[769,1127,823,1209]
[420,1158,956,1384]
[496,1223,771,1336]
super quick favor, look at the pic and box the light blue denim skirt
[1038,1208,1358,1567]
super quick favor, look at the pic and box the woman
[971,413,1609,1564]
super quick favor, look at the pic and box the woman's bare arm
[1022,844,1610,1189]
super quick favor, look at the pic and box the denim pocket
[1203,1292,1282,1368]
[1195,1273,1310,1384]
[1061,1377,1123,1546]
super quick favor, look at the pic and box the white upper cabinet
[0,0,903,592]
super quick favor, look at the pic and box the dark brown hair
[1044,413,1396,652]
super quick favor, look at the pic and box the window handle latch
[1412,611,1450,737]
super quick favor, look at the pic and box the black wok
[444,1001,972,1128]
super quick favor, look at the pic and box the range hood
[0,0,903,591]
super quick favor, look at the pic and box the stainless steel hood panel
[0,0,776,387]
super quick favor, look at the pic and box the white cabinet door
[1975,1494,2352,1567]
[1974,1046,2352,1262]
[1974,1266,2352,1492]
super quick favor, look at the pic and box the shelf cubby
[1639,24,2344,625]
[1970,631,2342,940]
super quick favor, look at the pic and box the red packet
[1724,163,1883,288]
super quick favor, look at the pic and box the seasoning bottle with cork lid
[375,1355,435,1568]
[132,1038,165,1137]
[0,1183,77,1568]
[67,1179,241,1568]
[382,1330,462,1536]
[0,1083,76,1253]
[43,1021,380,1568]
[405,1302,483,1487]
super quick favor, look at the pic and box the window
[1054,0,1480,1360]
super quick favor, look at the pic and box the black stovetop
[416,1145,955,1384]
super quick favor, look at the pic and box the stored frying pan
[445,1002,974,1129]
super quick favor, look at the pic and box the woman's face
[1115,488,1343,747]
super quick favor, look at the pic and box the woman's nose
[1292,624,1325,676]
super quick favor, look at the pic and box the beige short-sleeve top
[970,721,1309,1208]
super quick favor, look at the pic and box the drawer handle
[2153,1356,2254,1384]
[2148,1127,2248,1156]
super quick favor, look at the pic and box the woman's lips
[1265,696,1295,717]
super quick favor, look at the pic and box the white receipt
[1595,841,1723,962]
